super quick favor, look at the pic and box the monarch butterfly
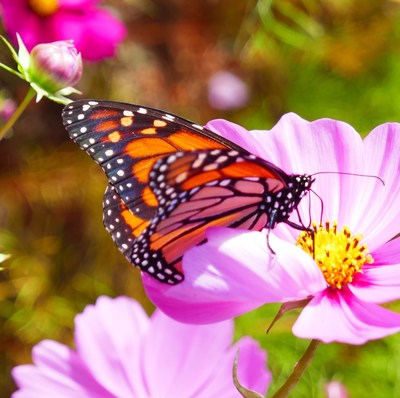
[62,100,314,285]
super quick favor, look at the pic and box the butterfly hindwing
[103,184,148,252]
[103,184,183,283]
[132,148,295,277]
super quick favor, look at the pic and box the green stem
[0,86,36,141]
[271,340,320,398]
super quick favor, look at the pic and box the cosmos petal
[205,119,265,155]
[194,337,271,398]
[74,296,149,397]
[51,9,126,61]
[0,0,126,60]
[293,288,400,344]
[60,0,99,7]
[13,296,269,397]
[142,310,234,397]
[252,114,368,237]
[0,2,54,50]
[353,123,400,248]
[206,114,373,243]
[349,238,400,303]
[232,337,271,394]
[11,340,112,398]
[144,227,326,324]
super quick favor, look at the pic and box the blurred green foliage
[1,0,400,396]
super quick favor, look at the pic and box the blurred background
[1,0,400,396]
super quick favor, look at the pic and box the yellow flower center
[29,0,59,17]
[296,221,373,289]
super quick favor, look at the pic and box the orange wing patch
[96,119,121,133]
[132,155,164,183]
[221,161,280,180]
[179,159,284,190]
[121,209,149,237]
[90,109,120,119]
[126,137,177,158]
[157,212,245,265]
[150,222,202,252]
[182,170,223,190]
[167,131,227,151]
[142,186,158,207]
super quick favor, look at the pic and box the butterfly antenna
[311,171,385,186]
[310,188,324,225]
[308,188,326,260]
[295,207,307,229]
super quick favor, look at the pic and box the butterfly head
[265,174,314,230]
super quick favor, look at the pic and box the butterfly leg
[265,209,278,254]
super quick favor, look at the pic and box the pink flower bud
[28,41,82,92]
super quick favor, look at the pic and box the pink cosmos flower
[144,113,400,345]
[0,0,126,61]
[12,295,270,397]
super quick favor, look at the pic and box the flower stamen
[29,0,59,17]
[296,221,373,289]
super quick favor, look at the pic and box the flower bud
[28,40,82,92]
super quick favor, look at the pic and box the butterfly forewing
[62,100,243,220]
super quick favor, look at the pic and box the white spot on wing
[175,172,188,183]
[203,163,218,171]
